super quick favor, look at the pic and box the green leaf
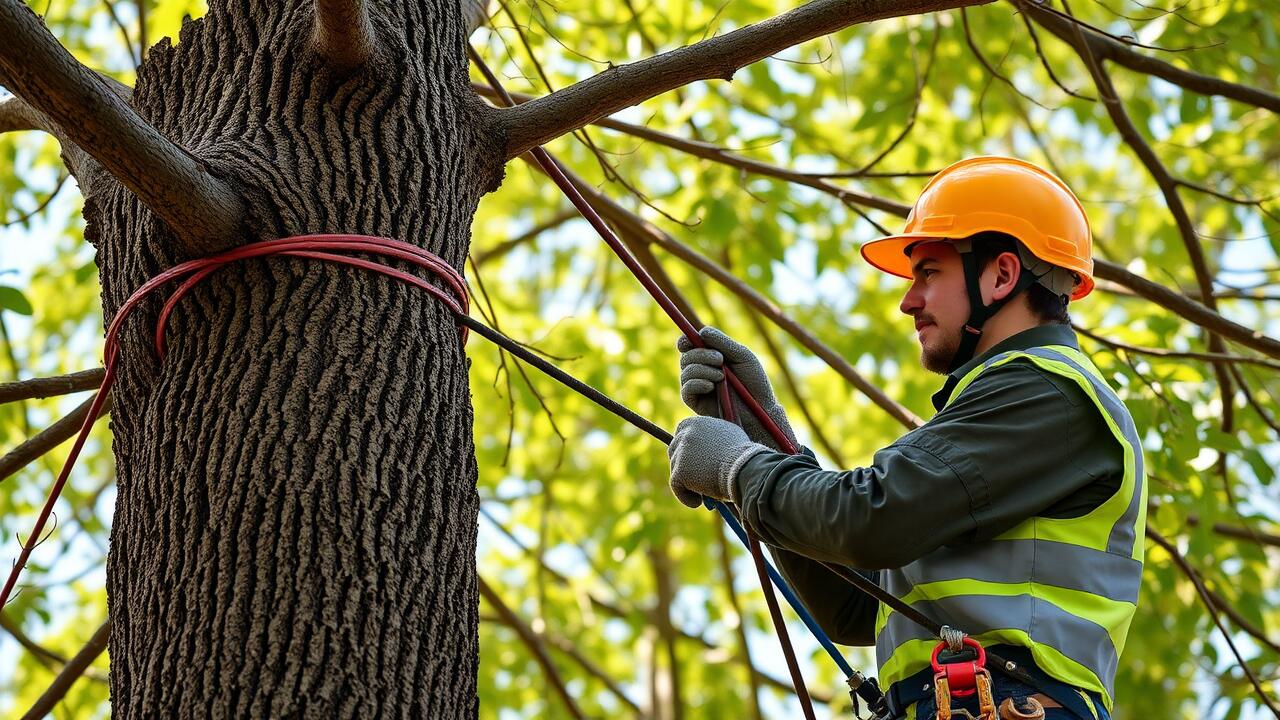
[0,286,33,316]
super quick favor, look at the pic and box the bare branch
[714,525,765,720]
[0,0,245,253]
[1146,527,1280,716]
[478,577,587,720]
[1017,0,1280,113]
[499,0,993,158]
[1074,324,1280,372]
[0,394,111,484]
[0,92,43,133]
[0,369,106,404]
[1094,259,1280,361]
[312,0,375,71]
[1207,589,1280,657]
[475,84,911,218]
[20,617,110,720]
[1181,514,1280,551]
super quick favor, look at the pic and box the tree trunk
[86,1,504,715]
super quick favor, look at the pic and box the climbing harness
[931,636,996,720]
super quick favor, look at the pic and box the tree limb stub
[312,0,375,72]
[499,0,993,158]
[1094,259,1280,361]
[0,0,245,253]
[1018,0,1280,113]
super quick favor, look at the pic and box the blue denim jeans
[910,671,1110,720]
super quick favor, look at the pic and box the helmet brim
[861,233,1096,301]
[859,233,956,280]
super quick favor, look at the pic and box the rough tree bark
[91,1,503,715]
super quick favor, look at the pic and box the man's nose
[900,284,923,316]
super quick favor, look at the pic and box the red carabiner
[931,636,987,697]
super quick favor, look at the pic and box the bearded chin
[920,328,961,375]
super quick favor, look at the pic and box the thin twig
[475,83,910,218]
[1146,527,1280,717]
[473,207,577,267]
[1073,325,1280,372]
[3,173,68,227]
[1017,0,1280,112]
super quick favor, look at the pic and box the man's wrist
[725,442,772,504]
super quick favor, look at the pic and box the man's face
[899,242,969,374]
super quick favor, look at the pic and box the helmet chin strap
[947,238,1039,374]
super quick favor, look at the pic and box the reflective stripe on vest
[873,344,1147,711]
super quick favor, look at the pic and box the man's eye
[922,269,937,278]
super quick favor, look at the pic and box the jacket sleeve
[768,545,881,646]
[733,362,1120,570]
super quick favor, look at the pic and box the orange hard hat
[860,156,1095,300]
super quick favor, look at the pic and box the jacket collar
[930,324,1081,411]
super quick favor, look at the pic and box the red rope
[0,234,469,610]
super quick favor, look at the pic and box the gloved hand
[677,326,798,451]
[667,415,771,509]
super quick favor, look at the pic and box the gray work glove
[668,416,772,509]
[677,327,798,451]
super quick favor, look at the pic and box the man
[667,157,1145,719]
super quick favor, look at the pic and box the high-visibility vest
[874,344,1147,712]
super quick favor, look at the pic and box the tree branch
[1073,324,1280,372]
[1093,259,1280,361]
[312,0,375,71]
[499,0,992,158]
[475,83,911,218]
[478,577,587,720]
[1,610,69,668]
[0,0,245,253]
[1017,0,1280,113]
[528,155,922,429]
[0,93,97,180]
[20,617,110,720]
[0,369,106,404]
[480,507,833,703]
[1146,527,1280,716]
[464,0,490,37]
[0,394,111,484]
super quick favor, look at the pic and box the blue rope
[705,498,856,679]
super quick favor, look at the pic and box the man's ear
[989,251,1023,301]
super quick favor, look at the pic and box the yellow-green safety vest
[874,344,1147,713]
